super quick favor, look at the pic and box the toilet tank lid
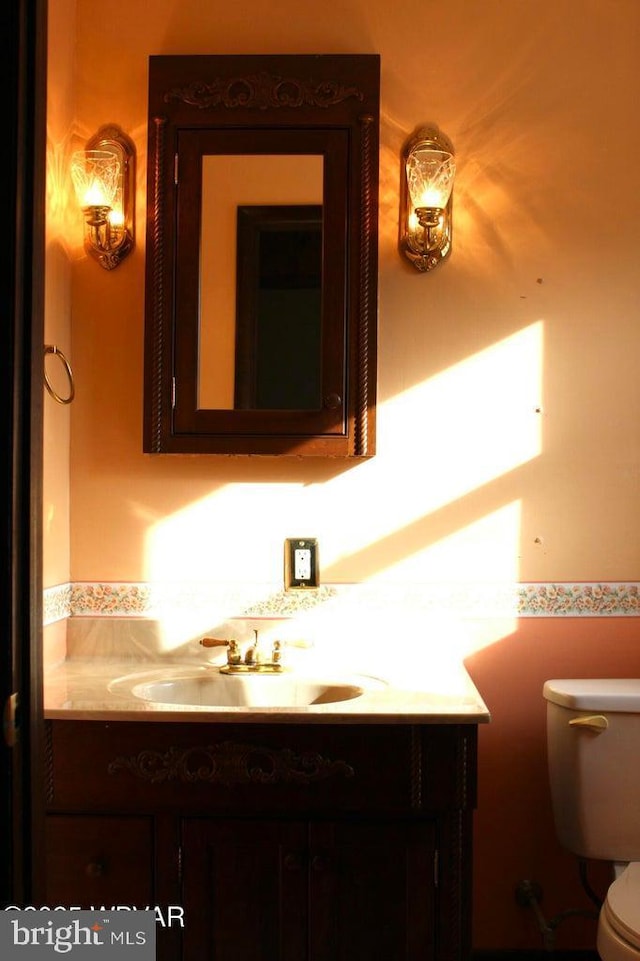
[543,679,640,712]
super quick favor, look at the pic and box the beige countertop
[44,655,490,725]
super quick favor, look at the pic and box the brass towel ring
[44,344,75,405]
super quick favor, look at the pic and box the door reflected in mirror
[234,204,323,411]
[198,154,323,411]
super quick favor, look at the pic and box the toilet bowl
[543,679,640,961]
[598,863,640,960]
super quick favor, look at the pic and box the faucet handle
[270,637,312,665]
[199,637,242,665]
[199,637,229,648]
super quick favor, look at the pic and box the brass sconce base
[400,235,451,273]
[401,230,452,273]
[89,228,134,272]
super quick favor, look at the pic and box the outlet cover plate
[284,538,319,590]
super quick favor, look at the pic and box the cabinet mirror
[143,54,380,456]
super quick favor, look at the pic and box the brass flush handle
[569,714,609,732]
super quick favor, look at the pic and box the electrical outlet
[294,547,312,581]
[284,538,319,590]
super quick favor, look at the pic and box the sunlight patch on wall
[266,502,523,672]
[144,482,305,583]
[364,500,522,662]
[142,323,543,649]
[367,501,522,585]
[143,483,308,648]
[322,321,544,574]
[372,320,542,513]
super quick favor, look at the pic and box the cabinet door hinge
[177,845,183,885]
[433,848,439,888]
[171,377,176,408]
[3,692,19,748]
[174,153,179,185]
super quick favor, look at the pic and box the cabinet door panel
[45,814,154,908]
[181,819,308,961]
[309,820,436,961]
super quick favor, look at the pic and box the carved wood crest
[164,72,364,111]
[108,740,355,787]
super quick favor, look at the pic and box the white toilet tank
[544,679,640,862]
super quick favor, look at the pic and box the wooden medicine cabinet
[143,54,380,457]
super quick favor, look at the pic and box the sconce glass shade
[406,148,455,213]
[70,150,120,212]
[71,126,135,270]
[399,126,456,272]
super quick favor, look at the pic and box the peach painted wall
[44,0,640,950]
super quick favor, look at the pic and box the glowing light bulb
[71,150,120,210]
[406,147,455,213]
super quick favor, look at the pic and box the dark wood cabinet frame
[143,54,380,457]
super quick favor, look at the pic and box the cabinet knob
[85,859,106,879]
[324,393,342,410]
[283,852,304,872]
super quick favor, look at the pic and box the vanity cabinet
[181,817,436,961]
[44,720,477,961]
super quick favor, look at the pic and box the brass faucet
[200,630,284,674]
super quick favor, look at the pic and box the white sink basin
[109,667,385,708]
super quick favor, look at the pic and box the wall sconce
[71,125,135,270]
[399,125,455,272]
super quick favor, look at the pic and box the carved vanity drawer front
[46,721,475,815]
[45,814,154,908]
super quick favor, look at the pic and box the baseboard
[472,952,599,960]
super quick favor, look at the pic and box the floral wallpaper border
[43,580,640,626]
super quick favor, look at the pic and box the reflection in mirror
[235,204,323,411]
[198,155,323,410]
